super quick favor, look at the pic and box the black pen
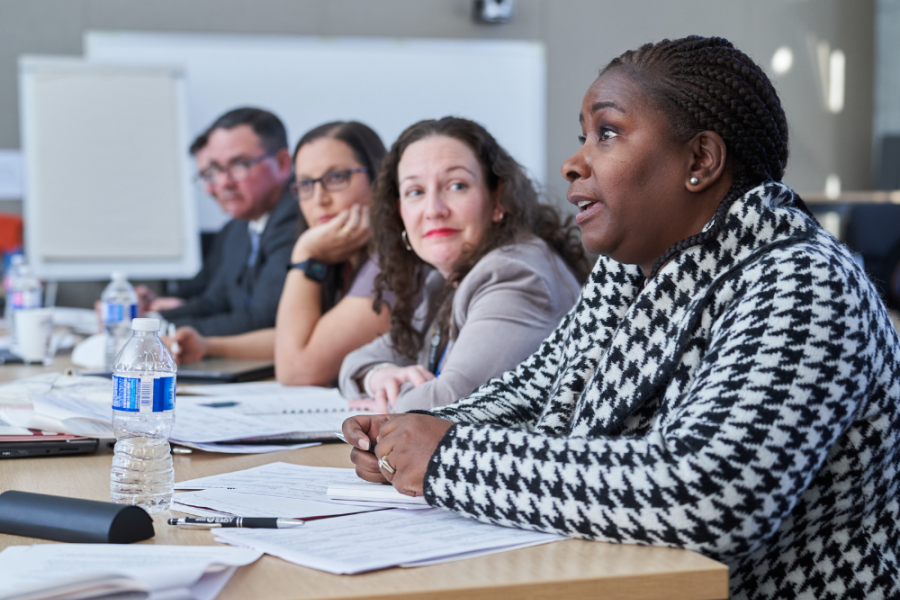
[167,517,304,529]
[334,431,377,454]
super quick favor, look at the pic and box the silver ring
[378,455,396,474]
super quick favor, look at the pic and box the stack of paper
[0,374,115,437]
[327,481,429,508]
[2,383,365,453]
[174,462,396,518]
[215,508,563,574]
[174,489,384,519]
[0,544,262,600]
[174,462,562,574]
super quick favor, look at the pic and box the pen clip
[172,522,222,529]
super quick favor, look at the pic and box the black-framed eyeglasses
[291,167,368,201]
[196,150,278,185]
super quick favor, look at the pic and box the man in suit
[143,107,305,335]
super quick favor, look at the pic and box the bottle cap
[110,271,126,281]
[131,318,159,332]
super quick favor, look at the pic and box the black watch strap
[289,258,328,283]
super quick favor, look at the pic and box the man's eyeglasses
[196,151,278,185]
[291,167,368,201]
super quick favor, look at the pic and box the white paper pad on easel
[0,544,262,600]
[215,507,562,574]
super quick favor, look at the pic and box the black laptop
[87,358,275,384]
[0,437,99,459]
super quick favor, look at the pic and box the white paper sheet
[0,414,30,436]
[173,488,383,519]
[0,372,111,406]
[0,545,262,600]
[176,462,366,504]
[176,440,321,454]
[215,508,562,574]
[327,482,430,507]
[181,381,344,400]
[0,405,114,437]
[24,393,330,444]
[176,390,364,436]
[170,401,306,443]
[176,398,358,442]
[51,307,101,335]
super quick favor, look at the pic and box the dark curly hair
[372,117,590,359]
[602,35,816,279]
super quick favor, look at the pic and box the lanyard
[426,326,444,375]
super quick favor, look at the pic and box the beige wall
[0,0,875,211]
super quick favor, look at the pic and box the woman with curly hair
[344,36,900,599]
[339,117,588,412]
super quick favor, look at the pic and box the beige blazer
[338,236,582,412]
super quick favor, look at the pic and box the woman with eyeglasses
[338,117,589,413]
[167,121,393,386]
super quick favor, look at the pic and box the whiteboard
[85,32,547,232]
[19,57,200,281]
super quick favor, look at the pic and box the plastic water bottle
[7,259,42,349]
[102,272,139,370]
[2,254,24,323]
[110,317,177,513]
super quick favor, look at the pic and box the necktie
[247,228,261,268]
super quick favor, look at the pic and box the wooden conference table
[0,359,729,600]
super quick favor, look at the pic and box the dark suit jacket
[161,184,305,336]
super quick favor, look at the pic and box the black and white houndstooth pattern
[422,183,900,599]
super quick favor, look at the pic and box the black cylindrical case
[0,491,154,543]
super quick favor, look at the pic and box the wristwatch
[289,258,328,283]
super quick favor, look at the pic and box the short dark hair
[292,121,387,184]
[190,107,288,156]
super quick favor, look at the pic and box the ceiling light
[771,46,793,75]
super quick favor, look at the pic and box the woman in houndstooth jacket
[342,36,900,600]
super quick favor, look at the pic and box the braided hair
[602,35,816,279]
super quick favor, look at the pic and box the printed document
[174,488,383,519]
[0,544,262,600]
[176,462,366,504]
[180,381,343,401]
[327,482,430,508]
[16,394,356,446]
[215,507,562,574]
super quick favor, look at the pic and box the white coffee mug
[14,308,54,365]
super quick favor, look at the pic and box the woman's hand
[161,326,206,364]
[358,365,436,411]
[343,413,394,483]
[375,414,454,497]
[148,297,186,312]
[292,204,370,264]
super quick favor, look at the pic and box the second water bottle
[101,272,138,370]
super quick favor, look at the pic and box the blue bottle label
[113,375,176,413]
[103,302,138,324]
[10,290,42,310]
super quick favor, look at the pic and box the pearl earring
[401,230,412,251]
[690,177,700,185]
